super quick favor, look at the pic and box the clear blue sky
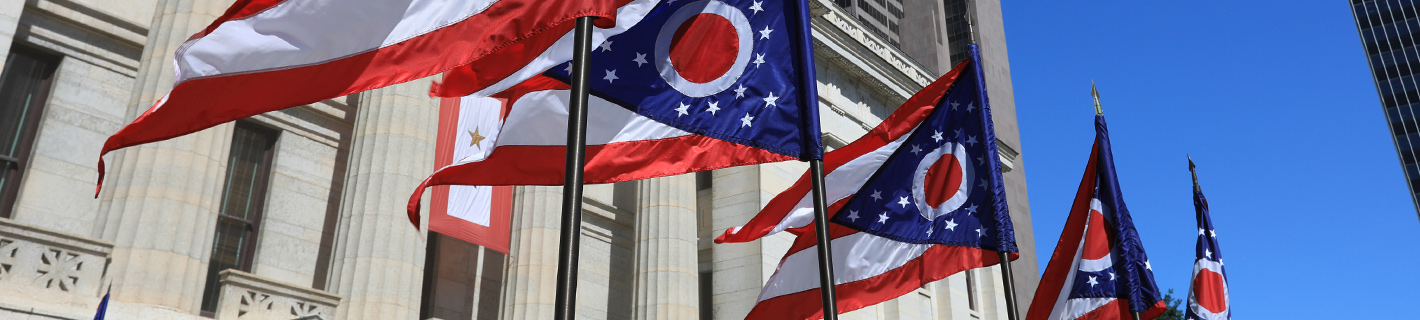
[1002,1,1420,318]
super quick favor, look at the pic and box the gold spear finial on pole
[1091,80,1103,115]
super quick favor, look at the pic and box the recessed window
[200,122,278,315]
[0,46,59,219]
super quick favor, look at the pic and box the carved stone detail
[0,218,113,314]
[216,269,341,320]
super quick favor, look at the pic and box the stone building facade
[0,0,1036,319]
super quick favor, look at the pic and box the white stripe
[757,232,931,302]
[1047,218,1089,320]
[445,96,504,226]
[179,0,498,82]
[728,126,918,239]
[474,0,661,96]
[1055,298,1116,320]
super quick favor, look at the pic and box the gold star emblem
[467,128,485,149]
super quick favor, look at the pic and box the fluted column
[633,174,699,319]
[93,0,235,313]
[327,78,438,319]
[499,186,563,319]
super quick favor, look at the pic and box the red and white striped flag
[98,0,657,192]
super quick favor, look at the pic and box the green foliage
[1156,288,1186,320]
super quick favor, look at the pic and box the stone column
[709,165,770,320]
[92,0,235,313]
[632,174,699,320]
[326,78,438,319]
[500,186,563,319]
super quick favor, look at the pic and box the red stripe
[407,134,793,227]
[192,0,287,40]
[746,245,1014,320]
[713,59,971,243]
[98,0,622,193]
[432,0,636,97]
[1024,141,1100,320]
[1069,298,1166,320]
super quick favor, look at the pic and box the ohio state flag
[1187,159,1231,320]
[1025,115,1166,320]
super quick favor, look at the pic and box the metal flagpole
[1096,82,1141,320]
[808,160,840,320]
[997,251,1020,320]
[553,16,596,320]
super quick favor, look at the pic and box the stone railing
[215,269,342,320]
[0,218,113,316]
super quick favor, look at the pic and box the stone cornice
[809,0,934,102]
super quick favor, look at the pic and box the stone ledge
[0,217,113,257]
[216,269,341,320]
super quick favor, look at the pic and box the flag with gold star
[427,95,512,253]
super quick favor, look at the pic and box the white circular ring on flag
[654,0,753,97]
[912,142,974,221]
[1188,259,1230,320]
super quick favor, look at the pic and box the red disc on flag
[669,13,739,84]
[655,0,752,97]
[1193,268,1228,313]
[912,143,974,220]
[923,155,965,207]
[1081,209,1112,260]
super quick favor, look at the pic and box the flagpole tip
[1090,81,1103,115]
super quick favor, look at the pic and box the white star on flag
[944,219,957,231]
[1145,260,1152,270]
[951,102,960,110]
[965,203,978,215]
[966,135,978,147]
[978,179,987,190]
[706,101,720,115]
[1109,272,1116,280]
[759,26,773,40]
[603,69,618,83]
[966,102,975,112]
[599,40,613,52]
[975,228,983,237]
[932,130,943,142]
[740,113,754,127]
[749,0,764,14]
[847,210,860,222]
[1199,228,1205,235]
[1205,249,1213,259]
[1087,276,1099,287]
[676,102,689,116]
[897,196,910,208]
[763,91,779,108]
[753,53,766,68]
[910,144,923,155]
[734,84,748,98]
[870,190,883,201]
[877,212,889,224]
[632,53,648,67]
[1210,229,1216,237]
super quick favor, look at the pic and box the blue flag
[546,0,822,160]
[93,288,110,320]
[826,44,1016,252]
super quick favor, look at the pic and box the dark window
[0,46,60,219]
[200,122,278,315]
[965,269,979,311]
[420,234,506,320]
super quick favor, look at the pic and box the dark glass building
[1351,0,1420,218]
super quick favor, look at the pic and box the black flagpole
[553,16,595,320]
[807,160,840,319]
[998,251,1020,320]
